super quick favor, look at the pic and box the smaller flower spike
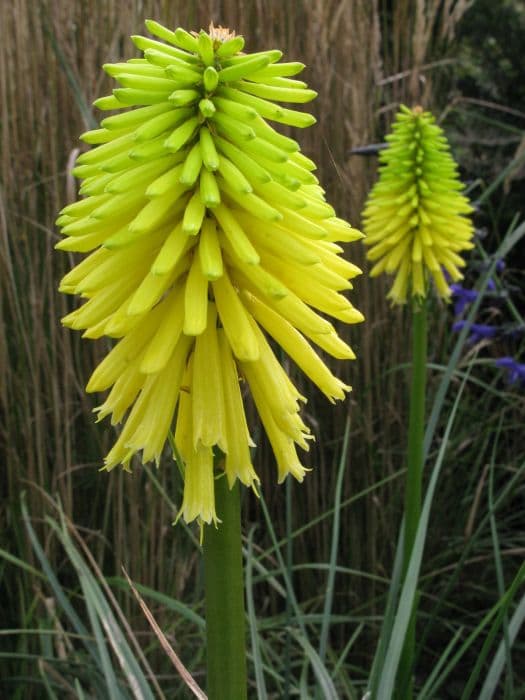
[56,21,364,525]
[363,105,474,305]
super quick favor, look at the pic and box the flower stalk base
[397,301,427,699]
[203,475,247,700]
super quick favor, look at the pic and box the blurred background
[1,1,524,697]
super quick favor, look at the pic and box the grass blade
[290,629,339,700]
[77,570,125,698]
[107,577,205,630]
[421,564,525,699]
[20,496,98,665]
[318,417,351,664]
[460,563,525,700]
[122,568,207,700]
[47,517,155,700]
[479,589,525,700]
[416,627,464,698]
[376,362,471,699]
[246,526,269,700]
[487,419,515,698]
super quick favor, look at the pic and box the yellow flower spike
[57,20,363,525]
[363,105,474,305]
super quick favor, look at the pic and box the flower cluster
[362,105,474,305]
[56,21,363,524]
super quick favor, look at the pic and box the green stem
[397,301,427,699]
[284,477,292,700]
[203,476,247,700]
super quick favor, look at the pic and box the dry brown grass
[0,0,467,612]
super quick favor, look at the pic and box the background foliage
[1,1,524,697]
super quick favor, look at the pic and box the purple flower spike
[453,321,498,344]
[450,284,479,316]
[495,357,525,387]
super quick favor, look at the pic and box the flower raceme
[56,21,364,525]
[363,105,474,305]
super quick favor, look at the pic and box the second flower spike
[363,105,474,305]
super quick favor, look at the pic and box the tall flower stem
[397,301,427,698]
[203,475,247,700]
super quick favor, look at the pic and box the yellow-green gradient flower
[363,105,474,305]
[56,21,364,525]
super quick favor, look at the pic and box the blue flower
[495,357,525,387]
[452,321,498,344]
[450,283,478,316]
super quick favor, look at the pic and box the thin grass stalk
[319,416,351,665]
[459,562,525,700]
[203,475,247,700]
[478,589,525,700]
[246,526,268,699]
[397,302,427,698]
[488,419,515,698]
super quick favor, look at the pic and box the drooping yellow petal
[244,292,351,401]
[217,330,258,489]
[212,270,260,361]
[192,305,228,452]
[175,356,218,525]
[126,334,193,462]
[180,446,217,525]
